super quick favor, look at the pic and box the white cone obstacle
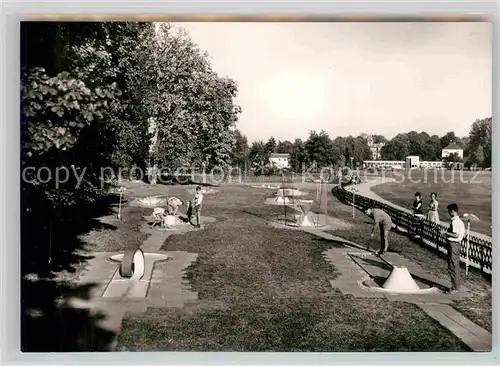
[382,266,420,292]
[163,215,183,226]
[298,214,315,227]
[275,196,291,204]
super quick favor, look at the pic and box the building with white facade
[442,143,464,159]
[406,156,420,169]
[269,153,290,169]
[363,155,445,170]
[363,160,405,169]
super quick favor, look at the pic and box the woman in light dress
[427,192,440,223]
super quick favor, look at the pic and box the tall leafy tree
[276,140,293,154]
[372,134,388,144]
[151,24,241,171]
[265,137,278,154]
[305,130,334,168]
[249,140,269,174]
[427,135,442,160]
[380,133,410,160]
[290,138,307,172]
[440,131,459,149]
[465,117,492,168]
[231,129,250,169]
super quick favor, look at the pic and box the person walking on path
[412,192,425,238]
[364,207,393,256]
[442,203,466,294]
[188,186,204,228]
[427,192,440,223]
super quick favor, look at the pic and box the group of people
[152,186,204,228]
[412,191,440,224]
[364,200,465,294]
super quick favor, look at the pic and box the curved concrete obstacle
[186,187,219,195]
[131,196,166,208]
[275,196,291,204]
[250,185,281,190]
[103,250,170,298]
[293,199,317,227]
[383,266,420,292]
[275,188,308,197]
[363,266,439,294]
[118,248,145,279]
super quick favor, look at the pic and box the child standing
[189,186,204,228]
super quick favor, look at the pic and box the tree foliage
[231,129,250,168]
[249,141,269,175]
[150,24,241,171]
[440,131,460,150]
[304,130,334,168]
[21,22,241,277]
[276,140,293,154]
[264,137,278,154]
[290,138,307,172]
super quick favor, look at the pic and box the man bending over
[364,207,393,256]
[166,196,183,216]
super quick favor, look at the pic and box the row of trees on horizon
[231,117,492,173]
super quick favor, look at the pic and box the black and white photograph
[20,19,492,353]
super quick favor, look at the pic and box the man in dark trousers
[442,203,465,293]
[364,207,393,256]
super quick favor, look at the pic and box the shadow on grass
[242,209,272,222]
[21,190,120,351]
[21,279,115,351]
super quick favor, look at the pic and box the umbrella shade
[460,213,480,221]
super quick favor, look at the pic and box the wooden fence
[332,185,492,274]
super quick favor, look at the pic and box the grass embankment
[370,170,492,236]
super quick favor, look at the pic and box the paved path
[73,215,217,351]
[314,230,491,352]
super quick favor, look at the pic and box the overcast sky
[173,22,492,143]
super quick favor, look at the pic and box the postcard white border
[1,1,498,365]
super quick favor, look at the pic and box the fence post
[481,244,485,272]
[435,223,439,253]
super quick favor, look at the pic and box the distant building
[419,160,445,169]
[363,160,405,170]
[442,143,464,160]
[269,153,290,169]
[363,155,445,170]
[366,135,385,160]
[406,156,420,169]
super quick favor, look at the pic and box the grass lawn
[115,185,472,351]
[78,204,151,253]
[370,170,492,236]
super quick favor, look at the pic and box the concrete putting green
[102,249,170,298]
[130,195,167,208]
[347,252,440,294]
